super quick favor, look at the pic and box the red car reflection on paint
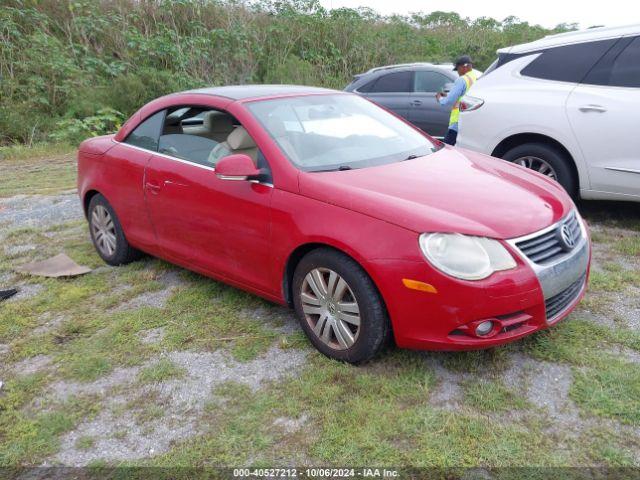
[77,86,591,363]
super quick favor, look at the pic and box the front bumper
[369,212,591,351]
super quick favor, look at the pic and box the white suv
[457,24,640,202]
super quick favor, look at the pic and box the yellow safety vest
[449,71,477,126]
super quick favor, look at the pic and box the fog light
[475,321,493,336]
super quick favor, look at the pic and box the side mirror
[215,154,262,181]
[442,82,454,95]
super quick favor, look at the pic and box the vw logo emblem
[559,224,576,250]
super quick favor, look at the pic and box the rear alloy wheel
[88,194,142,266]
[292,248,391,363]
[91,205,117,258]
[502,142,577,197]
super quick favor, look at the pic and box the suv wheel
[502,142,577,197]
[292,248,391,363]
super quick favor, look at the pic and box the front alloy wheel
[301,268,361,350]
[292,248,391,363]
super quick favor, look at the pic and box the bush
[0,0,574,145]
[49,108,126,145]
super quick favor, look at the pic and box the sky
[318,0,634,29]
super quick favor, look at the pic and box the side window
[357,80,375,93]
[520,39,617,83]
[124,110,165,151]
[414,71,451,93]
[368,71,413,93]
[157,106,265,169]
[158,107,235,167]
[608,37,640,87]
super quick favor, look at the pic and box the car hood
[297,146,573,239]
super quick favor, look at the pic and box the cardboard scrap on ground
[16,253,91,278]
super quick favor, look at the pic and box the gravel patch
[5,243,37,256]
[5,283,45,303]
[273,414,309,434]
[424,356,466,410]
[114,288,174,311]
[611,288,640,330]
[156,270,188,289]
[242,305,299,334]
[138,327,166,345]
[0,193,83,232]
[606,346,640,364]
[33,313,68,335]
[501,353,578,424]
[0,270,16,285]
[49,366,143,402]
[113,271,188,311]
[12,354,53,376]
[52,346,309,465]
[0,344,10,371]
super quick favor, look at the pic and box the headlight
[419,233,517,281]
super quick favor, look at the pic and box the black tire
[292,248,391,363]
[502,142,577,197]
[87,194,142,266]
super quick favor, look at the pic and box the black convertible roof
[185,84,337,100]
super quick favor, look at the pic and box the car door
[409,69,454,137]
[109,110,166,253]
[361,70,414,120]
[143,105,275,292]
[566,36,640,198]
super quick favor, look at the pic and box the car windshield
[247,94,440,172]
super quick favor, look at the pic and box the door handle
[411,100,423,106]
[145,182,161,194]
[579,104,607,113]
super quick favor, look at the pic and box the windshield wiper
[403,154,420,161]
[312,165,354,172]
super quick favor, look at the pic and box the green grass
[1,156,640,468]
[462,379,531,413]
[0,143,75,197]
[588,263,640,293]
[138,359,186,384]
[572,359,640,426]
[614,236,640,257]
[75,435,96,451]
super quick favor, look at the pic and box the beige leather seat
[185,111,234,142]
[208,126,258,166]
[203,112,235,142]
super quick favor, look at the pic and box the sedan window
[158,108,235,167]
[125,110,166,151]
[414,71,450,93]
[368,71,413,93]
[157,106,265,169]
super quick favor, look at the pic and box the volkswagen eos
[77,85,591,363]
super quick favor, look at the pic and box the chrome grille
[545,274,586,320]
[515,211,582,264]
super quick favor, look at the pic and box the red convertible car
[78,85,591,362]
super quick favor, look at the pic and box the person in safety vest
[436,55,477,146]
